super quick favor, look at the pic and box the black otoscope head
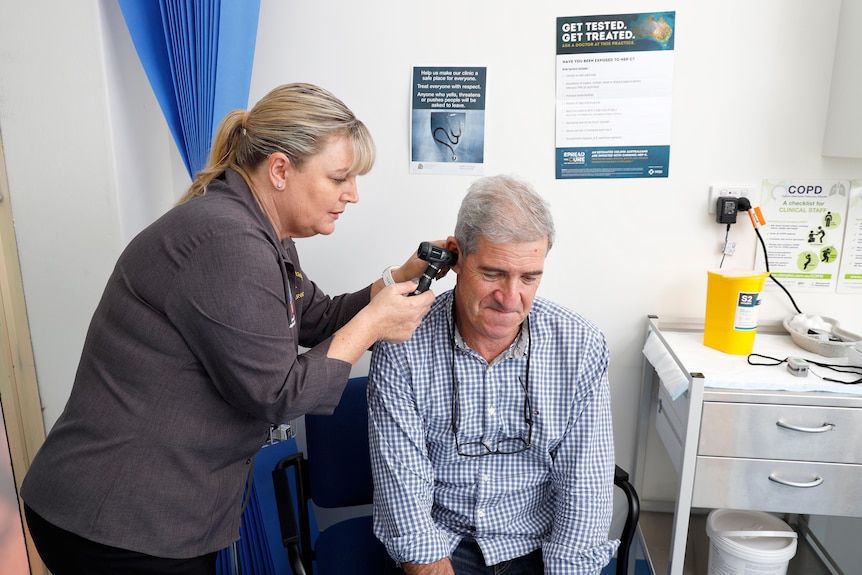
[411,242,458,295]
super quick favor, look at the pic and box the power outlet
[708,184,757,214]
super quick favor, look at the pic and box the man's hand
[401,558,455,575]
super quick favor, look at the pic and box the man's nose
[495,279,521,309]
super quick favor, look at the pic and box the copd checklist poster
[758,180,850,293]
[555,12,675,179]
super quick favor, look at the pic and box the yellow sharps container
[704,269,769,355]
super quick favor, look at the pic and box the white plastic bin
[706,509,798,575]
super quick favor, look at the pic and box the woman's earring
[276,182,284,190]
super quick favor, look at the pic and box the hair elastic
[241,111,250,136]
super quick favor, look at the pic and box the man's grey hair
[454,174,555,256]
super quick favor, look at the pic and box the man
[368,175,618,574]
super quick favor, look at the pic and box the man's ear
[446,236,461,272]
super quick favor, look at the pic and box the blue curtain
[118,0,261,179]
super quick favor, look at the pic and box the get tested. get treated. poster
[555,12,675,179]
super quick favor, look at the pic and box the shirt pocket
[424,402,460,465]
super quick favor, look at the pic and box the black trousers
[384,537,544,574]
[24,504,218,575]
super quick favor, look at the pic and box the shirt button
[482,474,490,482]
[478,509,486,518]
[488,407,496,415]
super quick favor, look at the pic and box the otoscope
[411,241,458,295]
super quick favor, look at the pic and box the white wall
[249,0,862,476]
[0,1,124,430]
[1,0,861,488]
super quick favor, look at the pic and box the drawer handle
[775,420,834,433]
[768,474,824,488]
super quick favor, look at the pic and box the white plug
[787,357,809,377]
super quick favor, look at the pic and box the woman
[21,83,436,574]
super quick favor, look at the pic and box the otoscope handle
[410,264,440,296]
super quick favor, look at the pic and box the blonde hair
[178,83,375,204]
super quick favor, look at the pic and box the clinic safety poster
[555,12,675,179]
[758,180,850,293]
[410,66,487,175]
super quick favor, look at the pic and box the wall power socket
[708,184,757,214]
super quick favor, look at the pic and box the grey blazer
[22,169,369,558]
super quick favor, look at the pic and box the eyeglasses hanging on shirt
[449,295,533,457]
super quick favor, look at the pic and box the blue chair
[272,376,386,575]
[273,376,640,575]
[218,438,301,575]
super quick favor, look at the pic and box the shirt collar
[450,298,530,366]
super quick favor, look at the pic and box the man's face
[449,235,548,358]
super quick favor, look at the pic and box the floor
[603,558,652,574]
[637,511,835,575]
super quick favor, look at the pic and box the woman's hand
[370,240,452,299]
[367,281,435,343]
[328,281,434,364]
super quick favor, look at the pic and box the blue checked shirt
[368,290,618,574]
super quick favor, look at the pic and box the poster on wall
[837,181,862,293]
[757,179,850,293]
[555,12,675,179]
[410,66,487,175]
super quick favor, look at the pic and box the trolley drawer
[692,456,862,517]
[699,402,862,464]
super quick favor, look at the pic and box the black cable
[747,353,785,366]
[714,197,804,316]
[736,197,801,314]
[752,226,803,314]
[748,352,862,384]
